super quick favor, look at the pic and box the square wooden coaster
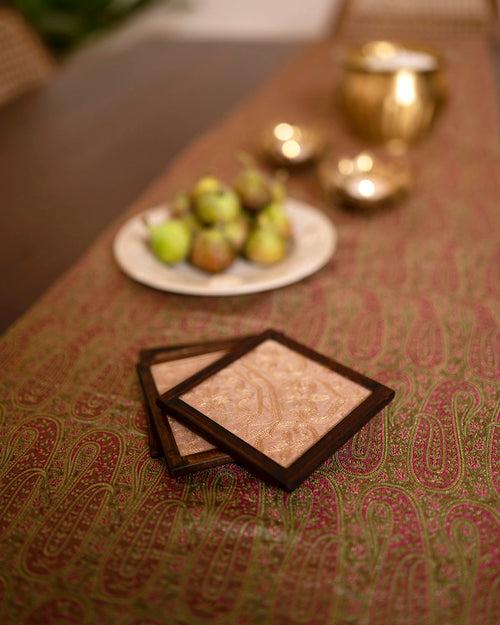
[137,337,253,475]
[159,329,395,490]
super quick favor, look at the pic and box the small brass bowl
[319,151,411,210]
[340,41,447,144]
[262,122,325,167]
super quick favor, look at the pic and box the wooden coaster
[159,329,395,490]
[137,336,254,476]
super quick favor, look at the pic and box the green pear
[195,188,241,224]
[192,176,222,200]
[220,216,250,252]
[234,168,272,212]
[191,228,235,273]
[181,213,202,235]
[257,202,292,239]
[245,227,287,264]
[149,219,191,265]
[270,178,287,203]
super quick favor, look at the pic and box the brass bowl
[262,122,325,167]
[340,41,447,144]
[319,151,411,210]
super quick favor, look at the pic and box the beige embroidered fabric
[150,351,225,455]
[181,340,372,467]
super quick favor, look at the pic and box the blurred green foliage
[13,0,153,53]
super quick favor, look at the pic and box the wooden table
[0,18,498,623]
[0,38,299,332]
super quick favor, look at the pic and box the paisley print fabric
[0,34,498,625]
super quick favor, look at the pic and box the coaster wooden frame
[137,336,254,475]
[159,329,395,490]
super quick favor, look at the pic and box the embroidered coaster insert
[151,352,225,456]
[161,329,395,490]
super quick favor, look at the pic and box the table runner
[0,32,499,625]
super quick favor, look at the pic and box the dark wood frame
[137,336,254,475]
[159,329,395,491]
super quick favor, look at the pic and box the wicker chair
[338,0,498,40]
[0,6,54,108]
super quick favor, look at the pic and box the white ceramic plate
[113,198,337,296]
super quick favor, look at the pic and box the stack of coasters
[137,337,251,474]
[138,329,394,490]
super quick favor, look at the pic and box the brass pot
[340,41,447,144]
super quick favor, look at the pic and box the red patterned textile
[0,36,498,625]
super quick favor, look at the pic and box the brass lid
[344,41,443,74]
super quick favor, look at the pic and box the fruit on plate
[220,215,250,252]
[181,213,202,234]
[148,164,293,272]
[233,167,273,212]
[191,228,235,273]
[170,192,191,216]
[256,202,292,239]
[191,175,222,200]
[149,219,191,264]
[270,177,287,203]
[194,187,241,224]
[245,227,287,265]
